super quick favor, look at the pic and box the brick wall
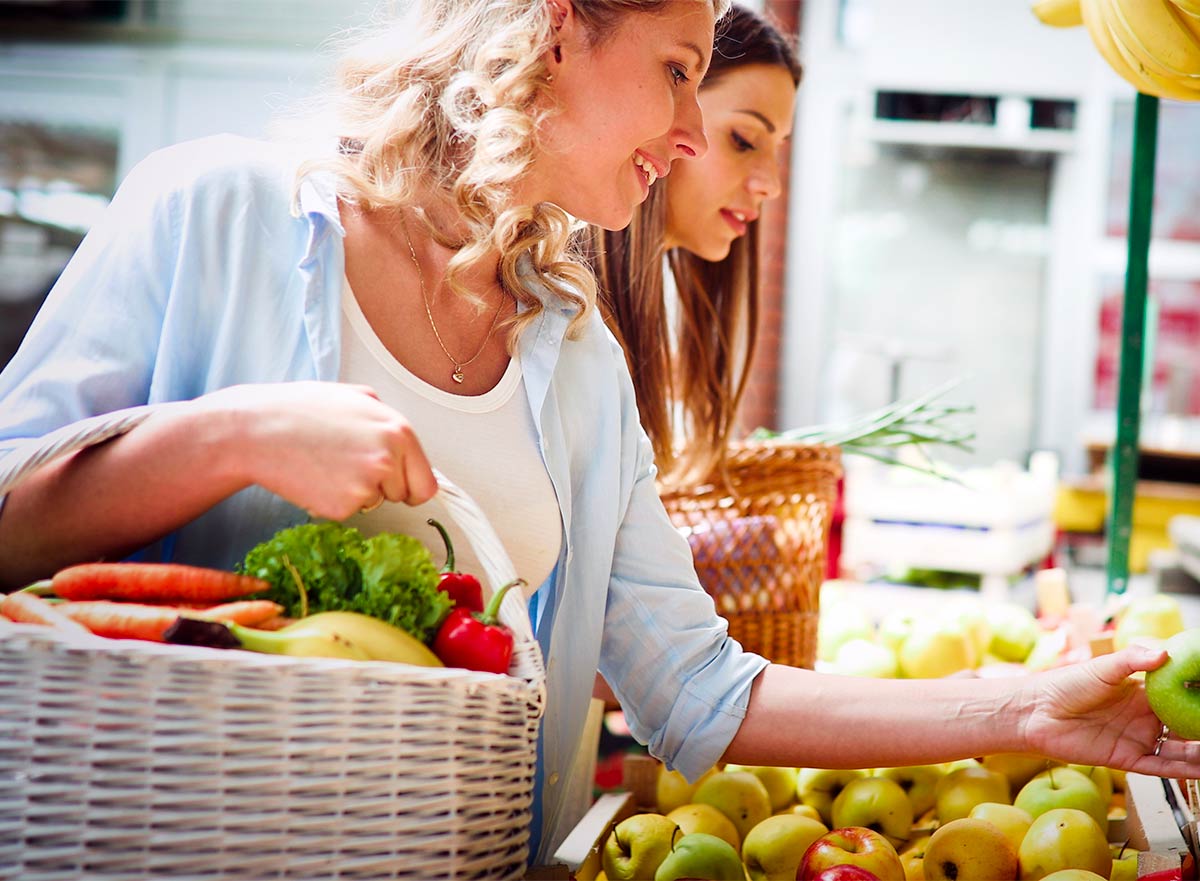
[738,0,802,434]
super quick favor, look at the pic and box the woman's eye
[669,65,689,86]
[732,131,755,152]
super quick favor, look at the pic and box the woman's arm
[725,646,1200,777]
[0,381,438,588]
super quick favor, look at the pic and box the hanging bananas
[1033,0,1200,101]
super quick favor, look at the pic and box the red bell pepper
[432,579,525,674]
[427,518,484,612]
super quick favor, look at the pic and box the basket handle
[430,468,534,644]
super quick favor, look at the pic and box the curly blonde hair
[297,0,728,346]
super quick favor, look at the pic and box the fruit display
[583,755,1143,881]
[1032,0,1200,103]
[815,584,1188,680]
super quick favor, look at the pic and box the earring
[553,44,562,63]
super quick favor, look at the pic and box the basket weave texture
[659,442,842,670]
[0,466,544,880]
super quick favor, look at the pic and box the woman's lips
[720,208,748,236]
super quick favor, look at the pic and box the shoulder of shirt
[121,134,310,211]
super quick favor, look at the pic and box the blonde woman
[0,0,1195,865]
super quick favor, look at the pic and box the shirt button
[548,772,560,786]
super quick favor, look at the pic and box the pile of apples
[598,755,1137,881]
[816,584,1189,680]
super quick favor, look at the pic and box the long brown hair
[592,4,801,487]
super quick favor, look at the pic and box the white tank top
[337,280,561,596]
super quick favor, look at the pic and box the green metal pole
[1106,92,1159,597]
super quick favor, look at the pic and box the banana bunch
[1032,0,1200,101]
[229,611,445,666]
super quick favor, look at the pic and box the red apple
[810,865,882,881]
[798,827,905,881]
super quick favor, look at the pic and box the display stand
[1106,92,1159,597]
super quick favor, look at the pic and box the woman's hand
[200,381,438,520]
[1024,645,1200,777]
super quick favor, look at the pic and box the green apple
[921,817,1017,881]
[1114,594,1185,650]
[818,602,875,663]
[1018,808,1112,881]
[898,619,975,679]
[602,813,681,881]
[654,832,744,881]
[876,765,944,818]
[980,753,1052,794]
[967,802,1032,854]
[987,603,1040,663]
[1145,627,1200,738]
[1014,767,1108,829]
[1066,765,1113,806]
[1024,627,1070,671]
[656,764,716,814]
[693,770,773,842]
[878,609,919,653]
[831,777,914,848]
[796,768,867,826]
[665,803,741,851]
[742,813,828,881]
[831,638,899,678]
[725,764,799,812]
[934,766,1010,823]
[782,804,824,823]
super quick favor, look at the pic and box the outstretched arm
[724,645,1200,778]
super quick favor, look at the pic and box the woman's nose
[673,93,708,161]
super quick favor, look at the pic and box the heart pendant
[451,368,465,384]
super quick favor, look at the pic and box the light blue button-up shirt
[0,135,768,862]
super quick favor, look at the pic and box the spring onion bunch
[751,380,975,480]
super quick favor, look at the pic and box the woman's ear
[546,0,569,31]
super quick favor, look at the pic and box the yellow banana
[1169,0,1200,19]
[1032,0,1084,27]
[297,611,444,667]
[230,618,373,661]
[1084,0,1200,100]
[1107,0,1200,79]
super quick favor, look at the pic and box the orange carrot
[57,601,180,641]
[51,563,267,604]
[193,600,283,627]
[1,592,91,634]
[58,599,285,641]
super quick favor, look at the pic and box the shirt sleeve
[598,422,769,782]
[0,147,180,457]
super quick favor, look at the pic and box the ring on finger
[360,495,385,514]
[1154,723,1170,757]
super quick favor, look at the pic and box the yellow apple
[1039,873,1108,881]
[879,609,920,653]
[818,601,875,662]
[981,753,1053,793]
[742,813,829,881]
[1018,808,1112,881]
[655,764,716,814]
[1014,767,1108,829]
[665,803,740,851]
[986,602,1040,663]
[943,598,991,661]
[899,619,976,678]
[967,802,1032,853]
[900,843,926,881]
[781,804,824,823]
[1108,843,1138,881]
[876,765,945,817]
[831,638,900,678]
[934,766,1011,822]
[796,768,867,825]
[1114,594,1184,649]
[831,776,914,848]
[921,817,1017,881]
[693,770,773,842]
[725,764,799,812]
[601,813,681,881]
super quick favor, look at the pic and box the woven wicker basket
[0,424,545,880]
[659,441,842,669]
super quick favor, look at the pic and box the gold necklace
[400,213,505,385]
